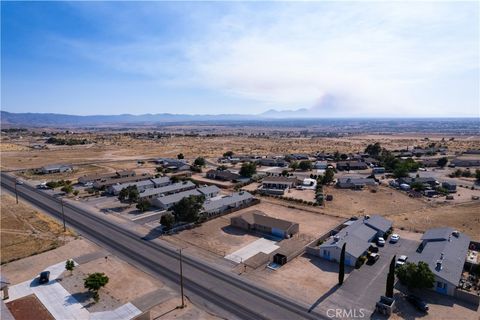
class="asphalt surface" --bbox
[1,173,325,320]
[316,237,420,318]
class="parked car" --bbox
[390,234,400,243]
[15,179,24,185]
[405,294,429,312]
[368,252,380,263]
[38,271,50,284]
[369,244,379,253]
[396,255,408,267]
[377,237,385,246]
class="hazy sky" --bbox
[2,1,479,117]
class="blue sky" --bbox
[1,1,479,117]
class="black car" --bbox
[38,271,50,284]
[405,294,429,312]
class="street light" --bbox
[179,248,185,308]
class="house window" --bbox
[437,281,446,289]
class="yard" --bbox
[323,185,430,218]
[246,254,353,305]
[0,194,75,264]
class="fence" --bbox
[454,288,480,306]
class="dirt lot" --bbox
[247,254,353,305]
[323,185,430,218]
[0,194,75,264]
[6,295,54,320]
[165,215,261,257]
[149,296,223,320]
[391,201,480,241]
[391,286,480,320]
[284,188,316,202]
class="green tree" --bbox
[194,157,206,167]
[84,272,109,303]
[177,153,184,159]
[160,213,175,230]
[156,167,164,173]
[299,160,312,171]
[396,261,435,291]
[322,168,335,185]
[218,165,228,171]
[386,255,396,298]
[118,186,139,203]
[171,195,205,223]
[437,157,448,168]
[223,151,234,158]
[410,182,425,191]
[136,199,151,212]
[239,162,257,178]
[476,169,480,182]
[73,190,79,196]
[281,170,289,176]
[365,142,382,157]
[65,259,75,275]
[393,166,409,178]
[61,185,73,194]
[289,161,299,171]
[339,243,346,285]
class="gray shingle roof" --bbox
[412,227,470,285]
[364,215,392,233]
[198,185,221,196]
[155,189,201,207]
[203,191,253,212]
[139,181,195,198]
[320,219,378,258]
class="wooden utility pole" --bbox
[179,248,185,308]
[14,182,19,204]
[61,199,66,232]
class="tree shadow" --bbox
[142,227,164,241]
[308,284,341,313]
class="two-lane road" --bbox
[1,173,326,320]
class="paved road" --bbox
[1,173,325,320]
[316,237,420,318]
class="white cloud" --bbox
[62,2,479,116]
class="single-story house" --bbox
[256,158,288,167]
[314,161,328,170]
[79,170,135,185]
[155,158,191,171]
[336,177,377,189]
[419,158,440,168]
[336,161,369,171]
[441,181,457,193]
[206,169,240,182]
[231,210,299,239]
[202,191,254,217]
[197,185,221,198]
[39,164,73,174]
[286,153,309,161]
[108,176,171,195]
[260,176,299,195]
[397,177,437,188]
[452,159,480,167]
[410,228,470,296]
[319,215,392,267]
[363,157,380,166]
[93,174,153,190]
[152,189,201,210]
[139,181,196,202]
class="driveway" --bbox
[315,237,420,319]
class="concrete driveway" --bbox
[314,237,420,319]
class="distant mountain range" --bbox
[0,109,314,127]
